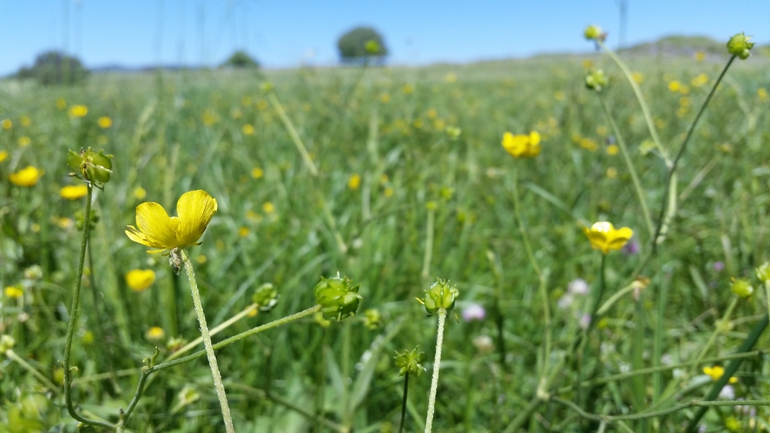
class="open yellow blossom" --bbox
[4,286,23,299]
[69,105,88,118]
[0,151,8,162]
[10,166,44,187]
[348,173,361,189]
[502,131,541,158]
[97,116,113,128]
[703,365,738,384]
[583,222,633,254]
[262,201,275,214]
[251,167,264,179]
[125,269,156,291]
[145,326,165,341]
[125,190,218,253]
[60,184,89,200]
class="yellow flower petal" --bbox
[125,202,180,249]
[175,190,218,248]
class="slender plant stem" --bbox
[425,309,447,433]
[62,185,115,430]
[120,305,322,424]
[6,349,61,393]
[398,372,410,433]
[511,170,551,380]
[421,206,435,279]
[690,297,738,371]
[597,94,654,238]
[596,40,669,163]
[685,313,769,432]
[652,55,737,248]
[180,249,235,433]
[267,91,319,176]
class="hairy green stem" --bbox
[425,309,447,433]
[62,185,115,430]
[180,249,234,433]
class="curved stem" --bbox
[424,309,447,433]
[62,185,115,430]
[180,249,234,433]
[596,40,669,164]
[597,94,654,238]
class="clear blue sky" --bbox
[1,0,768,75]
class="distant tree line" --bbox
[337,26,388,64]
[15,51,88,85]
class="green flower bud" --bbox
[364,308,382,330]
[67,148,114,188]
[0,335,16,352]
[364,40,381,55]
[178,386,201,405]
[756,262,770,283]
[730,277,754,299]
[727,32,755,60]
[585,69,609,92]
[395,348,426,377]
[252,283,279,311]
[446,126,462,140]
[314,274,362,321]
[261,81,274,93]
[166,337,187,352]
[584,25,603,41]
[418,278,459,315]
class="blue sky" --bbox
[1,0,768,75]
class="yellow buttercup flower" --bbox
[0,150,8,162]
[501,131,541,158]
[145,326,165,341]
[4,286,23,299]
[348,173,361,189]
[9,166,44,187]
[60,185,89,200]
[69,105,88,118]
[583,222,633,254]
[703,365,738,384]
[125,269,156,292]
[242,124,255,135]
[251,167,264,179]
[97,116,113,128]
[125,190,218,253]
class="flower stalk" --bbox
[180,249,235,433]
[425,308,447,433]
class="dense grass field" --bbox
[2,38,770,432]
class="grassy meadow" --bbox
[2,38,770,432]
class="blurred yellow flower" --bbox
[348,173,361,189]
[0,151,7,162]
[56,98,67,110]
[241,96,252,106]
[9,166,44,187]
[56,217,74,229]
[501,131,541,158]
[758,88,768,101]
[4,286,23,299]
[97,116,113,128]
[238,227,250,237]
[691,73,708,88]
[60,185,89,200]
[242,124,255,135]
[606,167,618,178]
[445,73,457,83]
[17,136,30,147]
[695,51,705,62]
[579,137,598,152]
[383,187,394,197]
[256,99,268,110]
[402,84,414,95]
[262,202,275,214]
[145,326,165,341]
[703,365,738,384]
[631,72,644,84]
[69,105,88,118]
[668,81,681,92]
[251,168,264,179]
[82,330,94,345]
[196,254,207,264]
[583,222,633,254]
[125,190,218,253]
[554,90,566,101]
[20,116,31,126]
[606,145,619,155]
[201,110,219,126]
[125,269,156,292]
[379,93,391,104]
[1,119,12,129]
[133,186,147,200]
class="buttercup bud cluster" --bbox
[314,274,363,321]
